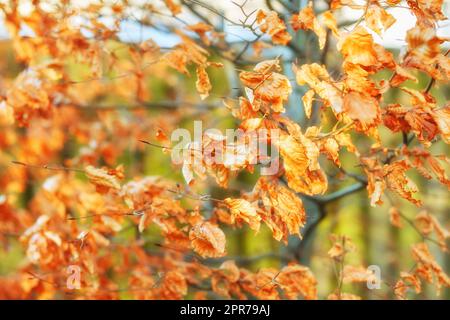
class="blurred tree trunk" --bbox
[387,221,400,299]
[360,194,372,299]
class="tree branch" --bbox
[315,182,366,204]
[61,100,222,111]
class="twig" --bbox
[11,161,85,173]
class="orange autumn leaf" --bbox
[159,271,187,300]
[322,11,340,38]
[6,63,63,126]
[414,211,449,250]
[401,272,422,294]
[224,198,261,232]
[162,32,212,76]
[187,22,213,45]
[338,27,379,67]
[328,234,355,259]
[411,243,450,295]
[384,161,422,206]
[322,137,341,166]
[256,178,307,241]
[277,265,318,300]
[163,49,189,75]
[241,268,280,299]
[394,270,422,300]
[85,165,122,192]
[403,25,445,79]
[257,10,292,45]
[294,63,343,115]
[365,1,396,35]
[343,91,381,131]
[290,2,327,49]
[240,59,292,113]
[211,260,243,298]
[276,131,328,195]
[196,66,212,100]
[413,0,446,22]
[302,89,315,119]
[189,222,226,258]
[338,26,395,73]
[342,265,377,284]
[430,106,450,144]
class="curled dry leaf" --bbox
[256,10,291,45]
[256,178,307,242]
[385,161,422,206]
[322,11,339,38]
[224,198,261,232]
[343,91,381,131]
[290,2,326,49]
[328,234,355,259]
[414,211,449,250]
[84,165,122,193]
[240,264,317,300]
[189,222,226,258]
[240,59,292,113]
[277,265,318,300]
[338,26,395,73]
[211,260,244,299]
[394,271,422,300]
[403,25,446,79]
[159,271,187,300]
[276,131,328,195]
[342,265,377,284]
[411,243,450,295]
[294,63,343,115]
[365,1,396,35]
[196,66,212,100]
[394,270,422,300]
[430,106,450,144]
[302,89,315,119]
[187,22,213,45]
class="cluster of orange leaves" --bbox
[0,0,449,300]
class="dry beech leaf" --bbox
[342,265,377,284]
[302,89,315,118]
[365,2,396,35]
[84,165,121,192]
[291,2,326,49]
[224,198,261,232]
[196,66,212,100]
[411,243,450,295]
[189,222,226,258]
[277,265,318,300]
[257,10,292,45]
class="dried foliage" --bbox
[0,0,448,300]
